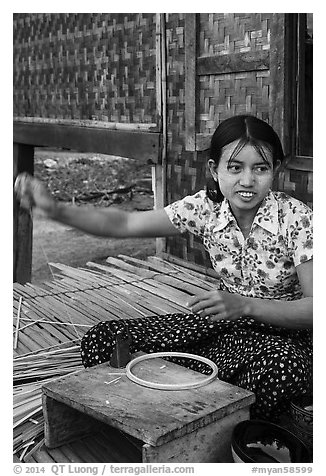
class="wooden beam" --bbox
[286,156,313,172]
[197,50,270,76]
[155,14,167,256]
[184,14,198,151]
[13,122,161,164]
[13,143,34,283]
[269,14,288,149]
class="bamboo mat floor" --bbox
[13,255,218,463]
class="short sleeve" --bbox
[164,190,209,236]
[287,202,313,267]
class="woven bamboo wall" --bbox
[198,13,270,132]
[13,13,157,123]
[276,168,313,210]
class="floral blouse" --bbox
[165,190,313,301]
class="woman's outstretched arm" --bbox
[14,173,180,239]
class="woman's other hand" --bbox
[14,173,56,216]
[187,290,251,321]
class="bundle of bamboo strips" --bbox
[13,344,83,461]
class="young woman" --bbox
[15,115,313,420]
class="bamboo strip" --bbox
[86,262,190,304]
[92,286,159,318]
[118,254,180,275]
[35,278,81,295]
[121,284,185,314]
[105,256,158,278]
[42,292,108,324]
[150,256,219,283]
[25,282,50,296]
[55,290,121,322]
[118,282,186,314]
[14,297,23,350]
[36,294,82,340]
[17,317,65,349]
[23,438,45,463]
[33,294,91,329]
[127,278,190,309]
[85,268,189,312]
[41,446,73,463]
[13,318,92,332]
[14,339,80,359]
[13,328,47,354]
[13,299,76,348]
[13,302,84,345]
[13,340,31,356]
[14,344,80,360]
[83,287,145,318]
[52,442,83,463]
[92,255,214,295]
[49,262,112,286]
[13,283,37,300]
[14,406,43,429]
[31,448,57,463]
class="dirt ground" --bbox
[31,149,156,283]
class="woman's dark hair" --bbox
[206,115,285,202]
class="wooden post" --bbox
[13,143,34,283]
[184,14,198,151]
[155,13,167,256]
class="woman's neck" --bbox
[230,206,257,229]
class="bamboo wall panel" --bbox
[198,70,270,134]
[197,13,271,134]
[13,13,157,123]
[276,166,313,210]
[198,13,271,56]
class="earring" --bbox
[206,177,223,202]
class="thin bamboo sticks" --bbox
[14,297,23,349]
[13,254,218,462]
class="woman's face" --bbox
[209,140,278,218]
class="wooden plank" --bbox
[43,394,99,449]
[197,50,270,75]
[13,143,34,284]
[269,13,287,146]
[42,355,254,448]
[142,408,249,463]
[286,155,313,172]
[14,116,158,132]
[184,13,198,151]
[14,122,161,164]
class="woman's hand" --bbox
[14,173,56,216]
[187,290,251,321]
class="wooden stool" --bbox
[42,354,255,463]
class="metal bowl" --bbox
[231,420,311,463]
